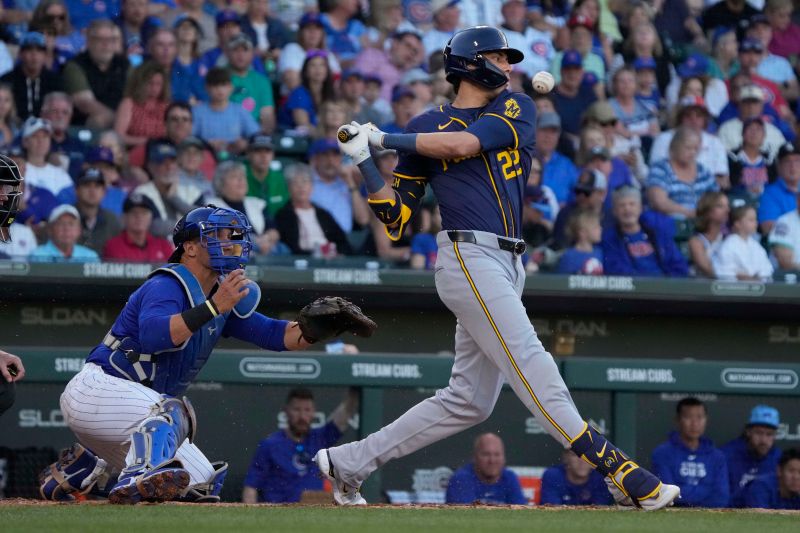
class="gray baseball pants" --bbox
[328,230,587,486]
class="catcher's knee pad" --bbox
[125,396,196,475]
[39,443,109,501]
[180,461,228,503]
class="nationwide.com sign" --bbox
[721,368,799,390]
[239,357,321,379]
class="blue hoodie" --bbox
[743,474,800,510]
[601,210,689,277]
[721,436,782,508]
[651,431,730,508]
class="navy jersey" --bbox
[393,89,536,239]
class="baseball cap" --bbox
[749,13,769,27]
[341,69,364,81]
[363,73,383,85]
[47,204,80,224]
[574,168,607,194]
[711,26,735,49]
[86,146,115,165]
[19,31,46,50]
[567,14,594,31]
[392,84,416,103]
[215,9,240,27]
[173,14,204,36]
[778,142,800,160]
[22,117,52,138]
[76,167,106,186]
[747,405,779,429]
[308,138,340,158]
[587,145,610,160]
[677,53,709,78]
[123,192,158,215]
[298,12,324,28]
[633,57,657,71]
[739,37,764,53]
[430,0,460,14]
[248,134,274,151]
[679,95,709,112]
[226,33,253,50]
[178,135,205,152]
[561,49,583,69]
[147,142,177,163]
[536,111,561,129]
[392,29,423,41]
[738,84,765,102]
[583,101,617,124]
[402,68,432,85]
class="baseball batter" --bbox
[320,26,680,510]
[38,205,374,504]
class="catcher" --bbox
[39,205,375,503]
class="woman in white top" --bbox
[688,191,729,277]
[714,205,774,281]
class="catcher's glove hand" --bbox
[297,296,377,344]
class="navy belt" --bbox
[447,230,527,256]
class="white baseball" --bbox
[532,71,555,94]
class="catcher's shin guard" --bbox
[570,424,661,505]
[39,443,109,501]
[180,461,228,503]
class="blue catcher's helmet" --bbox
[443,26,523,90]
[169,205,253,274]
[0,153,24,243]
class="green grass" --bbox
[1,504,798,533]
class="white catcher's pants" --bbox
[60,363,216,485]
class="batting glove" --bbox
[336,122,371,164]
[361,122,386,149]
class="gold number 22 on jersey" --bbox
[497,150,522,180]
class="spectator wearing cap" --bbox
[278,13,341,94]
[0,32,63,121]
[536,111,579,207]
[168,17,208,103]
[719,73,796,144]
[653,0,705,50]
[759,143,800,233]
[615,22,671,98]
[74,167,122,253]
[245,134,288,218]
[354,30,424,103]
[116,0,160,65]
[632,56,662,112]
[736,37,793,121]
[728,117,777,203]
[362,74,393,126]
[64,0,121,32]
[103,192,175,262]
[41,92,87,180]
[381,85,421,134]
[275,162,353,255]
[582,101,649,186]
[647,126,719,220]
[309,138,369,234]
[86,146,128,216]
[650,96,730,187]
[22,116,75,208]
[114,60,171,148]
[550,15,605,91]
[320,0,368,65]
[718,85,786,161]
[701,0,759,34]
[198,10,269,77]
[177,136,213,196]
[402,68,435,111]
[540,448,612,505]
[29,204,100,262]
[601,186,688,276]
[768,183,800,271]
[422,0,461,58]
[161,0,215,54]
[743,448,800,510]
[500,0,554,76]
[551,49,598,143]
[339,70,384,126]
[766,0,800,60]
[240,0,290,62]
[193,67,261,156]
[745,13,798,100]
[708,26,740,81]
[651,397,730,508]
[133,141,204,237]
[722,405,783,507]
[552,168,609,250]
[62,19,130,129]
[577,127,635,208]
[665,53,729,119]
[277,52,335,131]
[226,33,276,134]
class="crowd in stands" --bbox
[2,0,800,280]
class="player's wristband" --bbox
[181,300,220,333]
[358,158,386,193]
[383,133,418,154]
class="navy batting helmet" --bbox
[169,205,253,273]
[443,26,523,90]
[0,153,24,243]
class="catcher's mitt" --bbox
[297,296,377,343]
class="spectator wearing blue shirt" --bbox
[65,0,121,31]
[722,405,783,508]
[321,0,367,64]
[446,433,527,505]
[602,186,689,277]
[553,169,609,251]
[536,111,579,207]
[277,51,335,131]
[198,10,267,78]
[557,209,604,275]
[551,50,597,142]
[30,204,100,262]
[381,86,421,135]
[651,397,729,508]
[758,143,800,234]
[242,387,359,503]
[742,449,800,510]
[540,449,613,506]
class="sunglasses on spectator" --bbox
[600,119,617,127]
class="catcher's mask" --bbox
[169,205,253,274]
[0,154,24,243]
